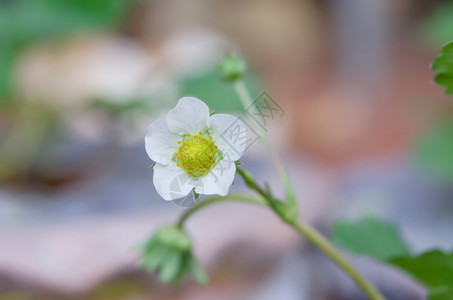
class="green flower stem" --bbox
[233,80,255,119]
[236,167,268,199]
[288,219,385,300]
[176,194,268,228]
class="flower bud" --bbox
[219,55,246,81]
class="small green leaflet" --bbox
[332,217,410,261]
[389,250,453,289]
[432,41,453,94]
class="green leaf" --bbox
[390,250,453,289]
[432,41,453,94]
[332,217,410,261]
[429,286,453,300]
[332,218,453,296]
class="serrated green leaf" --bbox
[432,54,453,73]
[429,286,453,300]
[435,74,453,94]
[389,250,453,289]
[444,42,453,54]
[332,217,410,261]
[432,41,453,94]
[332,218,453,296]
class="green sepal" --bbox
[139,226,209,287]
[142,244,168,272]
[188,254,208,284]
[193,188,200,201]
[155,226,192,252]
[159,250,182,283]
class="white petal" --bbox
[210,114,247,161]
[166,97,211,135]
[145,118,181,165]
[153,163,196,200]
[199,160,236,196]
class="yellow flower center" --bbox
[174,132,220,178]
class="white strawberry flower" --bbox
[145,97,246,200]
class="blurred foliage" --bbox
[332,217,453,300]
[90,98,151,118]
[179,68,262,113]
[432,41,453,94]
[390,250,453,289]
[86,278,149,300]
[0,0,137,104]
[332,217,410,261]
[414,42,453,180]
[429,286,453,300]
[0,277,160,300]
[421,2,453,47]
[0,103,60,183]
[414,119,453,180]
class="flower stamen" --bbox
[174,133,220,177]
